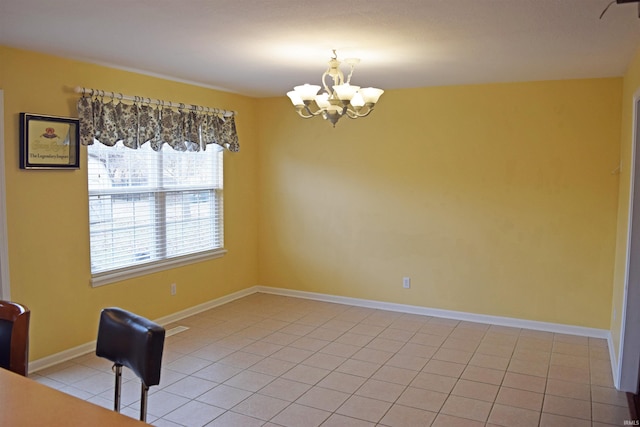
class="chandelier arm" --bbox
[295,110,315,119]
[321,71,332,94]
[305,103,327,117]
[345,105,374,119]
[293,104,324,119]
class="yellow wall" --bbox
[0,44,628,363]
[0,46,259,360]
[257,79,622,329]
[610,46,640,361]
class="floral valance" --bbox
[77,96,239,152]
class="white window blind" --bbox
[87,141,223,281]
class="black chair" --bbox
[96,307,165,422]
[0,300,30,377]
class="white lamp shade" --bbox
[287,91,304,106]
[333,84,360,101]
[359,87,384,104]
[350,92,365,108]
[315,93,331,109]
[294,84,321,101]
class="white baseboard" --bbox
[256,286,610,339]
[29,286,259,373]
[152,286,259,326]
[608,332,620,389]
[29,341,97,374]
[30,284,614,382]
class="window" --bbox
[87,142,224,286]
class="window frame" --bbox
[87,143,226,287]
[90,248,226,287]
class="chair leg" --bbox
[113,364,122,413]
[140,382,150,422]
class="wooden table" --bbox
[0,368,147,426]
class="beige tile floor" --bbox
[31,293,633,426]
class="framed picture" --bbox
[19,113,80,169]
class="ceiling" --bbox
[0,0,639,98]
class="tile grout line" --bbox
[33,294,625,426]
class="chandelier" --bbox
[286,50,384,127]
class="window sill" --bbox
[90,249,227,288]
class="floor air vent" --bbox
[165,326,190,337]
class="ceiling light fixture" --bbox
[287,50,384,127]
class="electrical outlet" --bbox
[170,283,177,296]
[403,277,411,289]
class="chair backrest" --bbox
[96,307,165,387]
[0,301,30,376]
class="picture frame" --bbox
[19,113,80,169]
